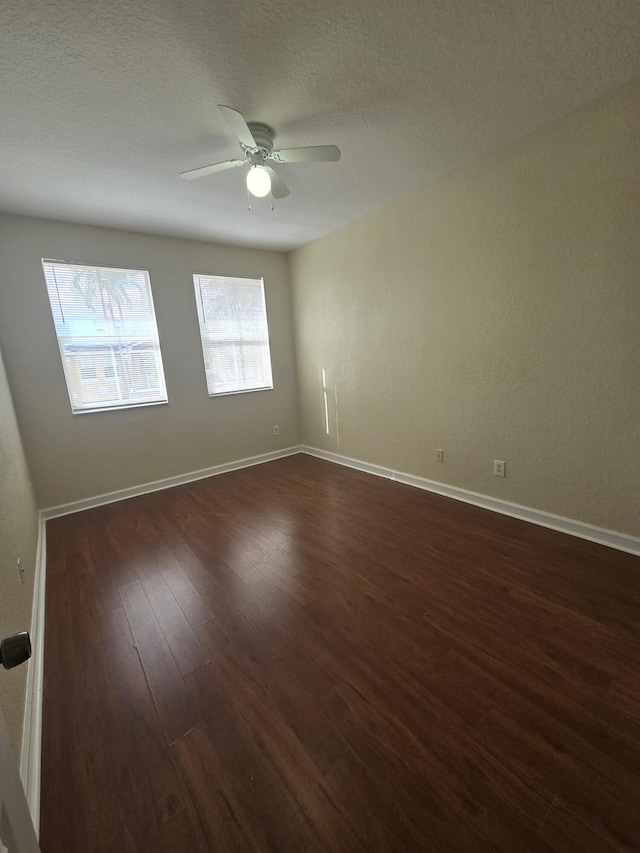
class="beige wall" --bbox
[0,216,299,507]
[290,79,640,537]
[0,341,39,758]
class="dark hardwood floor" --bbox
[40,454,640,852]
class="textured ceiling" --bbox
[2,0,640,251]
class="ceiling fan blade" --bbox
[270,144,341,164]
[264,167,290,198]
[218,105,257,148]
[180,159,245,180]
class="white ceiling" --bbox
[2,0,640,252]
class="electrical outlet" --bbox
[494,460,506,477]
[436,449,444,463]
[273,425,280,436]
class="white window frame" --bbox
[42,259,168,414]
[193,273,274,398]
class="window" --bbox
[193,273,273,396]
[42,260,168,413]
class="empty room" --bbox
[1,1,640,851]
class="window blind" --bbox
[193,274,273,397]
[42,260,168,413]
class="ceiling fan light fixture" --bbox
[247,164,271,198]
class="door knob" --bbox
[0,631,31,669]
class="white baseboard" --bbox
[41,445,303,520]
[20,513,47,836]
[302,446,640,557]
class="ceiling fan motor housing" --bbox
[246,122,274,155]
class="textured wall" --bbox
[0,216,299,507]
[290,79,640,537]
[0,341,39,759]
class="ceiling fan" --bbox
[180,105,341,199]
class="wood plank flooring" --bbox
[40,454,640,852]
